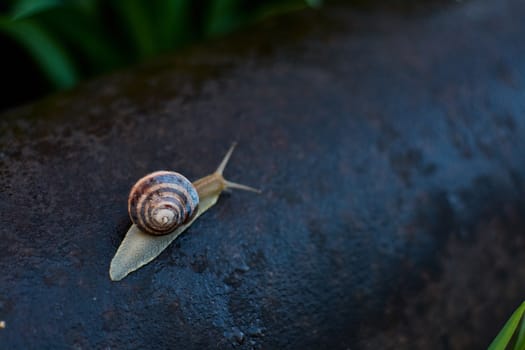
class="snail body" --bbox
[110,143,260,281]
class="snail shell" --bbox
[128,171,199,235]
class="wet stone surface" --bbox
[1,0,525,348]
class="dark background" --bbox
[0,0,456,112]
[1,0,324,111]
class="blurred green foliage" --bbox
[0,0,321,99]
[489,301,525,350]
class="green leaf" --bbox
[36,7,125,72]
[113,0,157,58]
[489,301,525,350]
[205,0,243,36]
[305,0,322,8]
[11,0,62,20]
[0,17,77,88]
[154,0,192,50]
[253,1,308,23]
[514,311,525,350]
[74,0,98,16]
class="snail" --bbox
[109,143,260,281]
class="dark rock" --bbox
[1,0,525,349]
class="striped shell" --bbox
[128,171,199,235]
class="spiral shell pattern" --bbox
[128,171,199,235]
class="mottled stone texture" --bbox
[1,0,525,349]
